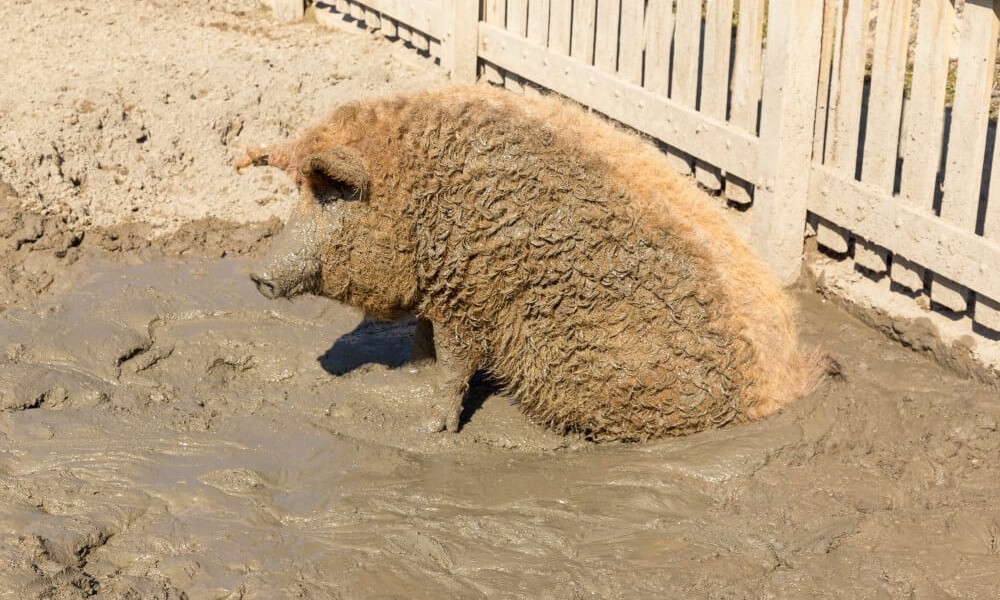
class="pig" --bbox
[239,86,823,441]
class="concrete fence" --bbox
[268,0,1000,346]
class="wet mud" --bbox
[2,247,1000,598]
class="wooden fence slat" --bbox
[862,0,912,193]
[826,0,869,170]
[976,296,1000,331]
[855,0,912,275]
[696,0,734,191]
[894,0,955,293]
[891,255,925,294]
[350,1,365,21]
[485,0,506,25]
[527,0,551,47]
[618,0,644,85]
[364,7,381,29]
[382,15,398,37]
[728,0,763,131]
[642,0,674,96]
[594,0,620,73]
[853,239,889,275]
[812,0,837,160]
[508,0,529,37]
[811,0,846,235]
[571,0,597,63]
[818,0,871,254]
[506,72,525,92]
[977,6,1000,329]
[548,0,572,55]
[932,0,999,312]
[701,0,734,121]
[413,30,431,52]
[931,278,969,313]
[989,134,1000,240]
[815,219,849,254]
[940,0,998,228]
[668,0,702,176]
[671,0,701,108]
[725,0,763,205]
[483,0,507,83]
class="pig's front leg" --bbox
[425,324,481,434]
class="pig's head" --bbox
[246,138,419,320]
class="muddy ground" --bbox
[2,1,1000,599]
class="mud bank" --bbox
[2,250,1000,598]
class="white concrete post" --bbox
[447,1,480,83]
[752,0,825,285]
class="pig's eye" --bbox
[309,170,362,205]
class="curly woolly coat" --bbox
[243,86,823,441]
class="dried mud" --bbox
[2,1,1000,598]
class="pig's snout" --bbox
[249,247,320,299]
[250,213,322,300]
[250,272,281,299]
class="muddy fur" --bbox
[244,87,823,441]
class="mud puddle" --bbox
[2,255,1000,598]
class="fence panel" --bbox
[306,0,1000,351]
[806,0,1000,341]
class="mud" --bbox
[3,249,1000,598]
[3,1,1000,597]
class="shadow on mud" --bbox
[318,317,419,375]
[317,317,503,428]
[462,371,505,427]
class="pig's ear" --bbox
[298,148,370,203]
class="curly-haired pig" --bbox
[240,87,823,442]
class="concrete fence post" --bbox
[447,1,480,83]
[752,0,825,285]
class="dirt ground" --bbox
[2,1,1000,598]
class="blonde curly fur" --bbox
[248,86,823,441]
